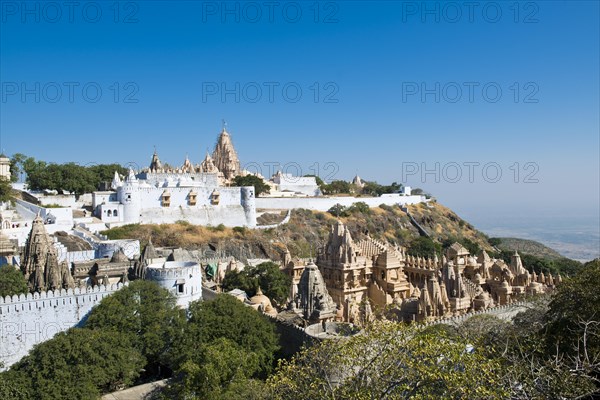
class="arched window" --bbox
[107,210,112,217]
[113,210,118,217]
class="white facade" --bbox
[93,170,257,228]
[271,172,320,197]
[145,261,202,308]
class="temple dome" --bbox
[249,287,273,311]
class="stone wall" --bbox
[15,199,73,226]
[37,195,77,208]
[0,283,126,370]
[139,205,252,227]
[255,194,427,211]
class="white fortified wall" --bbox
[145,261,202,308]
[0,283,126,370]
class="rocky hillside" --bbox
[404,202,494,252]
[102,201,496,262]
[492,237,564,260]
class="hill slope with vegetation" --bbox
[102,201,581,275]
[490,237,564,260]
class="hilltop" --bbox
[103,201,495,260]
[491,237,564,260]
[102,200,584,278]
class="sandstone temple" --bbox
[21,213,75,292]
[282,221,559,324]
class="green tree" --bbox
[181,294,279,377]
[232,175,270,196]
[362,181,402,196]
[407,236,441,258]
[488,237,502,247]
[457,314,511,348]
[9,153,27,183]
[0,178,13,203]
[84,280,186,376]
[222,262,291,306]
[545,259,600,360]
[267,321,507,399]
[0,368,33,400]
[0,265,28,298]
[322,180,351,195]
[22,156,128,195]
[1,328,144,400]
[89,163,128,185]
[160,338,261,399]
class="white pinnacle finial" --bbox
[127,168,137,182]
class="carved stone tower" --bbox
[212,125,241,181]
[21,213,75,292]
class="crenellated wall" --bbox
[0,283,126,370]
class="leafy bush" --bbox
[327,203,349,217]
[0,265,28,298]
[348,201,370,214]
[407,237,441,258]
[233,226,247,234]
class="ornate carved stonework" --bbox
[295,261,337,322]
[21,214,75,292]
[212,127,241,181]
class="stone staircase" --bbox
[462,278,480,298]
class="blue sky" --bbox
[0,1,599,244]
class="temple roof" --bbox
[149,150,163,171]
[110,248,130,263]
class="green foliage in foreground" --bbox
[84,280,187,375]
[2,261,598,399]
[545,258,600,359]
[180,294,280,377]
[0,284,280,400]
[0,265,28,298]
[160,294,279,399]
[267,321,507,399]
[0,329,144,400]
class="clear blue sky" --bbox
[1,1,599,235]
